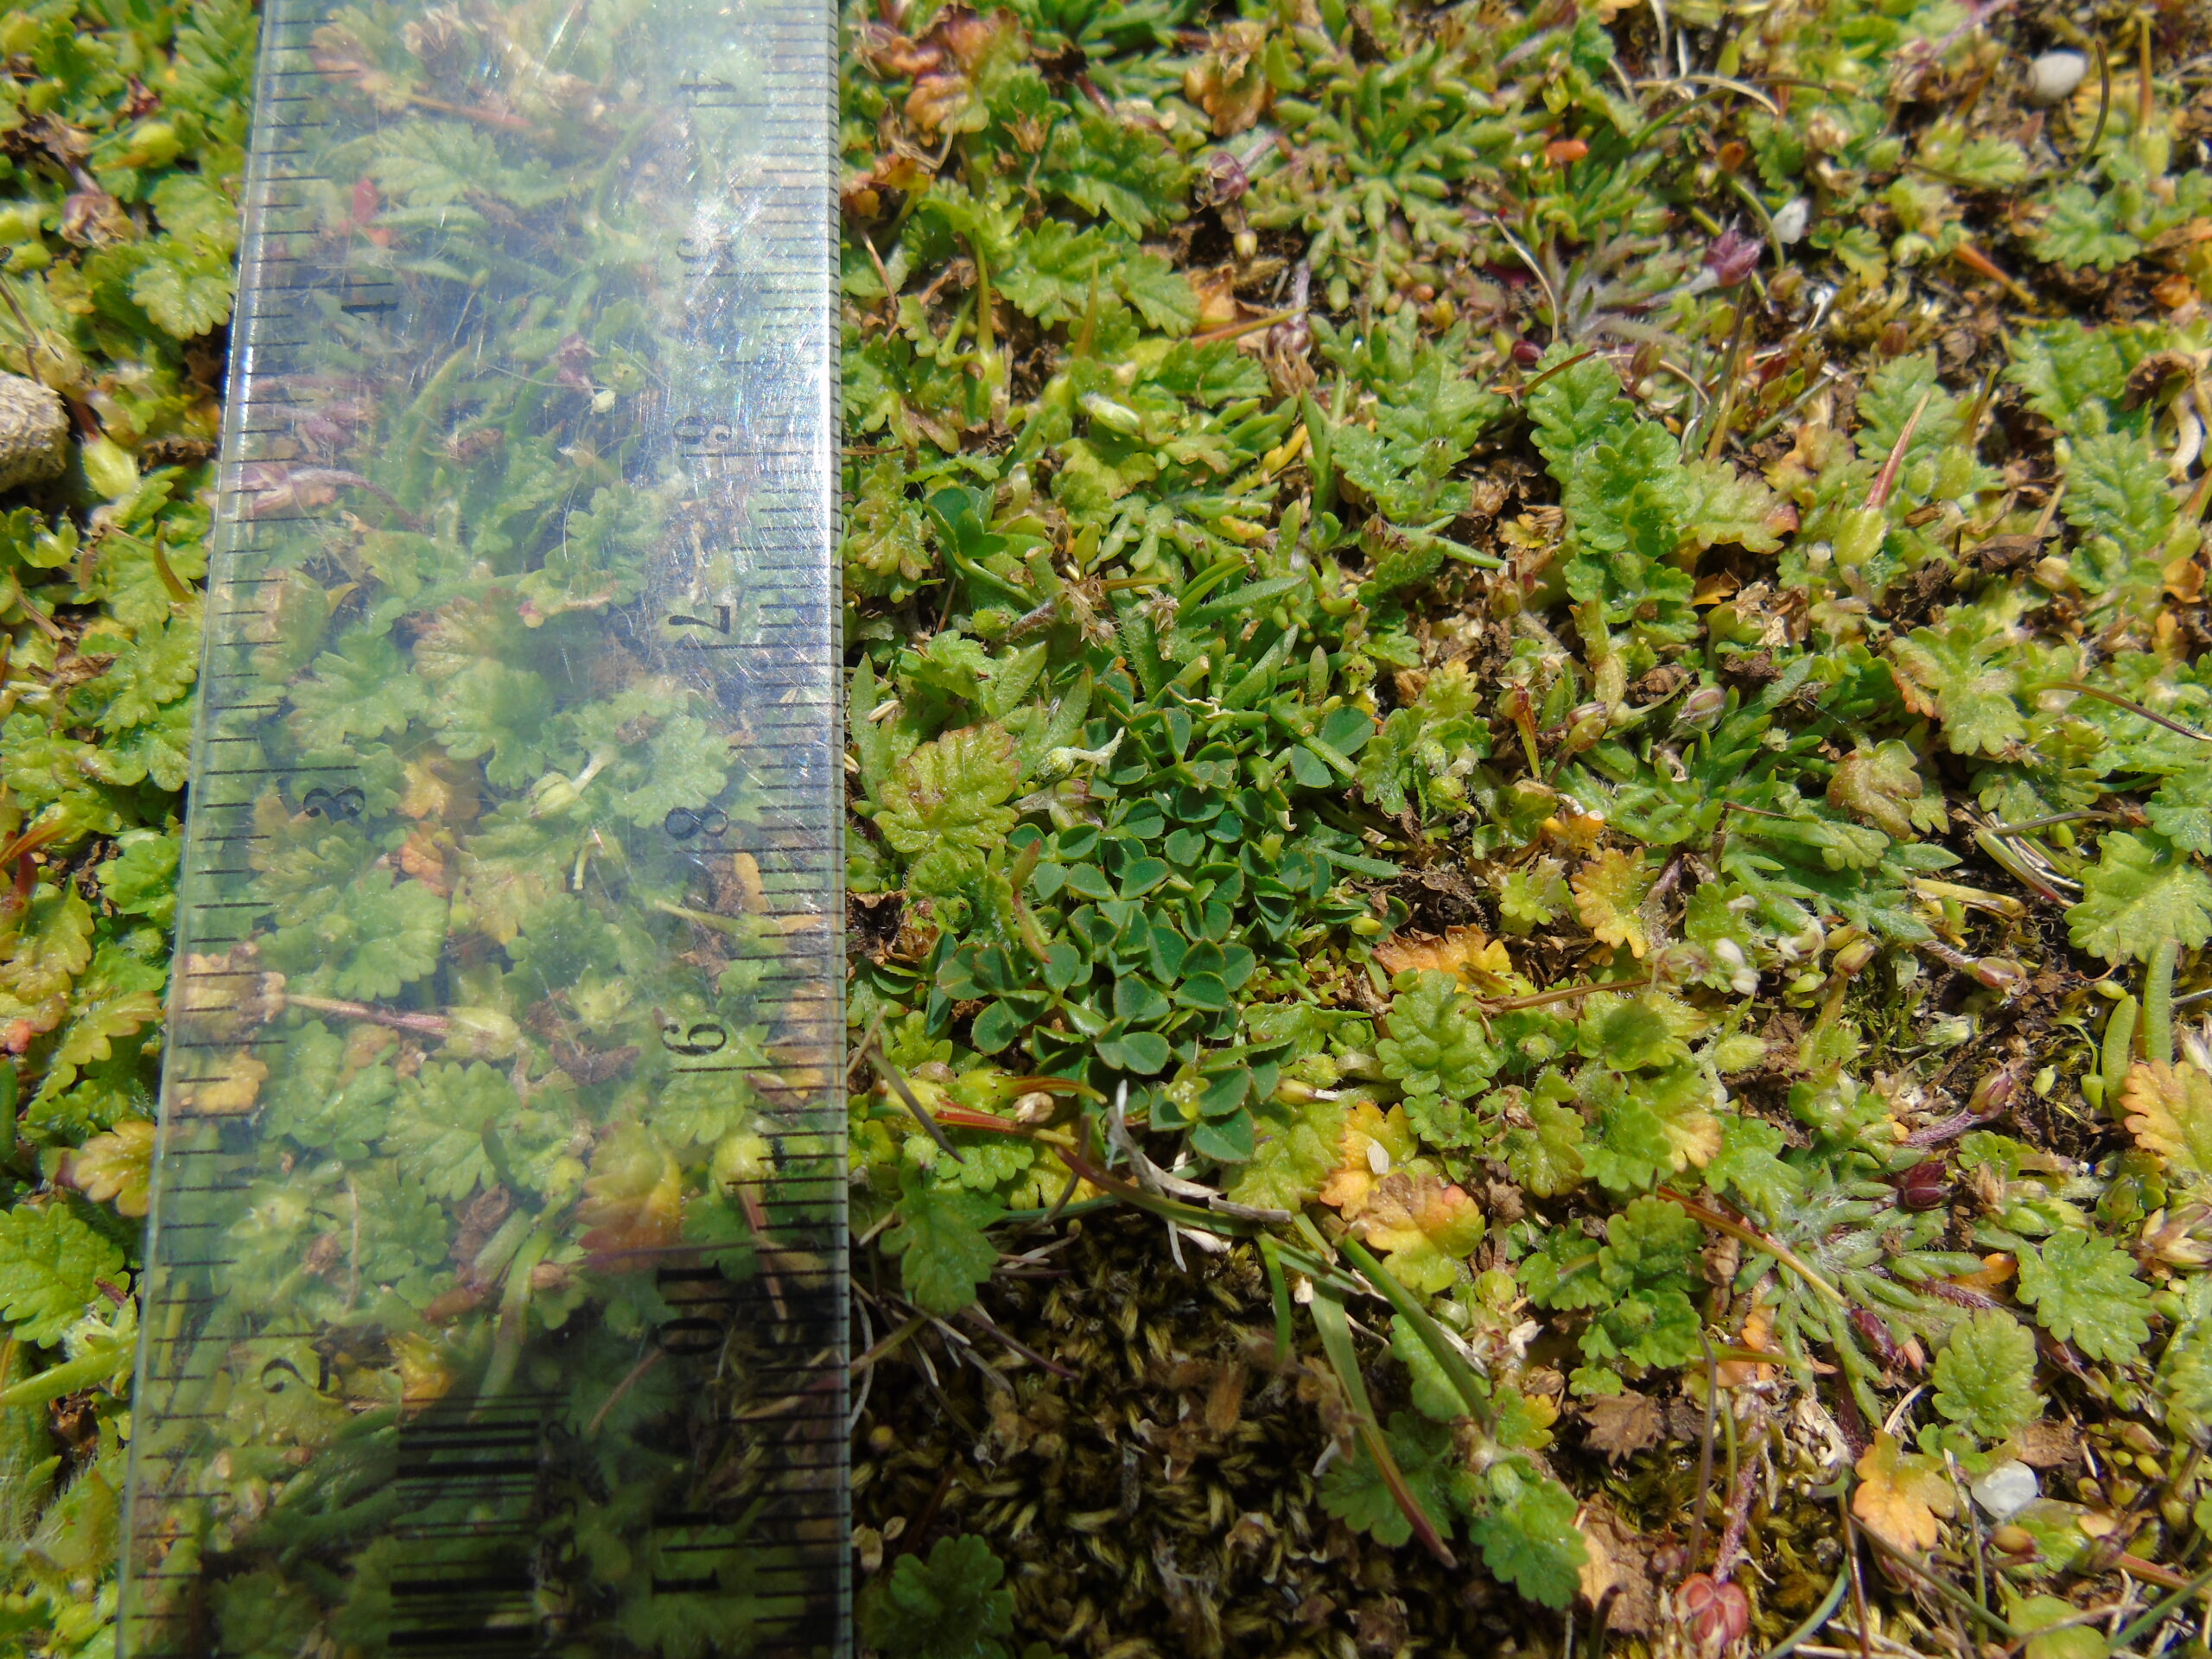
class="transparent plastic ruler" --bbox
[119,2,844,1655]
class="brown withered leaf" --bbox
[1576,1499,1658,1634]
[1970,532,2048,572]
[1181,20,1273,136]
[1582,1390,1662,1464]
[2018,1420,2085,1469]
[2123,349,2197,409]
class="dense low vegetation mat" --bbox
[3,0,2212,1654]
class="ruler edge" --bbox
[116,0,854,1650]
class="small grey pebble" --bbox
[2025,48,2088,107]
[0,372,68,493]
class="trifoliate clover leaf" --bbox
[858,1534,1016,1659]
[1319,1410,1456,1550]
[1931,1310,2043,1440]
[2122,1059,2212,1185]
[0,1201,124,1344]
[1375,970,1499,1100]
[2066,830,2212,965]
[2015,1228,2153,1363]
[880,1169,1002,1315]
[1466,1459,1585,1610]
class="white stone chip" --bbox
[2025,49,2088,108]
[1971,1459,2038,1520]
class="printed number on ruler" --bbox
[118,2,845,1656]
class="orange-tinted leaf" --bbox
[1573,848,1653,957]
[67,1118,155,1218]
[1373,925,1521,992]
[2123,1058,2212,1181]
[1853,1430,1954,1551]
[1355,1172,1484,1294]
[1317,1102,1418,1217]
[578,1128,684,1259]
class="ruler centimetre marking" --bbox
[119,1,845,1655]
